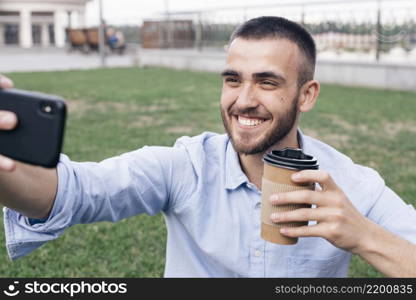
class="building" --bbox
[142,20,194,49]
[0,0,90,48]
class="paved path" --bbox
[0,46,140,73]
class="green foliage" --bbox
[1,67,414,277]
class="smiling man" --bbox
[0,16,416,277]
[220,33,316,189]
[221,35,308,156]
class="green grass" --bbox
[1,67,415,277]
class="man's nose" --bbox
[235,83,258,109]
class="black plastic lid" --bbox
[263,148,319,170]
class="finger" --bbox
[270,190,325,206]
[291,170,337,191]
[271,207,329,223]
[0,76,14,89]
[0,155,16,172]
[0,111,18,130]
[279,223,324,238]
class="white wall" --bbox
[137,49,416,91]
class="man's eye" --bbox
[261,80,277,86]
[225,77,239,83]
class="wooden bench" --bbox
[66,28,88,53]
[66,27,126,54]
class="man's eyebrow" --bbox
[221,69,240,77]
[253,71,286,82]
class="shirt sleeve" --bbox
[3,145,188,260]
[367,185,416,244]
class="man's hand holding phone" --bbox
[0,75,18,171]
[0,75,66,168]
[0,74,60,219]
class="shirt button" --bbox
[255,203,261,209]
[254,250,262,257]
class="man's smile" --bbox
[233,115,270,130]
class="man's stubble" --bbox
[221,92,300,155]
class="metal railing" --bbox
[150,0,416,61]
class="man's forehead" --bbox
[227,37,299,56]
[225,38,299,78]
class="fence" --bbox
[147,0,416,61]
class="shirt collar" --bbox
[297,128,305,150]
[224,136,249,190]
[224,129,305,190]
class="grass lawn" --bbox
[1,67,415,277]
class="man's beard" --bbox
[221,93,299,155]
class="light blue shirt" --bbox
[3,131,416,277]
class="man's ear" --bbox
[298,80,320,113]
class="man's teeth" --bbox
[237,116,265,126]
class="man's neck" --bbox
[238,128,300,189]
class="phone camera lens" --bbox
[40,102,55,114]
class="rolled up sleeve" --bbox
[4,153,75,260]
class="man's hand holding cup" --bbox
[270,169,374,254]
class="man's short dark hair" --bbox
[230,16,316,87]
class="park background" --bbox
[0,0,415,277]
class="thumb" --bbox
[0,76,14,89]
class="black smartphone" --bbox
[0,88,66,168]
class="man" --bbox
[0,16,415,277]
[106,27,126,54]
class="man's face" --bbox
[220,38,302,155]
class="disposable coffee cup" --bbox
[261,148,319,244]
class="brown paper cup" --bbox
[261,162,315,244]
